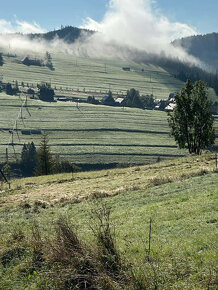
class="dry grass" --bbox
[0,153,216,209]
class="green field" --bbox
[0,53,186,99]
[0,154,217,288]
[0,53,217,166]
[0,92,188,165]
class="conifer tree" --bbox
[20,142,37,176]
[36,134,53,175]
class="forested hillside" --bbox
[173,33,218,71]
[29,26,94,43]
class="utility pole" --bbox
[6,148,8,163]
[148,217,152,261]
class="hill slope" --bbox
[0,91,187,166]
[0,154,217,288]
[29,26,94,43]
[1,53,185,98]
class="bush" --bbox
[53,159,81,174]
[5,83,19,95]
[87,96,99,105]
[38,83,55,102]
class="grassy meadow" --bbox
[0,53,185,99]
[0,52,217,166]
[0,41,217,290]
[0,153,217,288]
[0,92,188,165]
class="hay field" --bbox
[0,53,185,99]
[0,92,186,165]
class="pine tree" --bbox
[29,142,37,174]
[168,80,215,155]
[20,142,37,176]
[36,134,53,176]
[5,83,14,95]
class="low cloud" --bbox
[0,1,202,66]
[0,18,46,34]
[81,0,198,62]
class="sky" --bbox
[0,0,217,35]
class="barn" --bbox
[22,57,42,67]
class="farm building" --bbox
[115,98,124,105]
[22,57,42,67]
[165,103,176,112]
[31,130,42,135]
[101,95,115,106]
[122,67,131,71]
[21,129,42,135]
[169,93,175,99]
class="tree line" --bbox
[3,134,80,178]
[151,55,218,95]
[0,79,55,102]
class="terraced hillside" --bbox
[0,53,185,99]
[0,154,217,288]
[0,92,187,165]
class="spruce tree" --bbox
[20,142,37,176]
[36,134,53,176]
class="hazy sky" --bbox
[0,0,217,34]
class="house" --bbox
[165,103,176,112]
[31,130,42,135]
[21,130,31,135]
[115,98,124,105]
[122,67,131,71]
[101,95,115,106]
[169,93,175,99]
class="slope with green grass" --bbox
[0,92,187,165]
[0,53,185,99]
[0,154,217,288]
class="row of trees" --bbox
[0,79,55,101]
[0,81,20,95]
[20,135,80,177]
